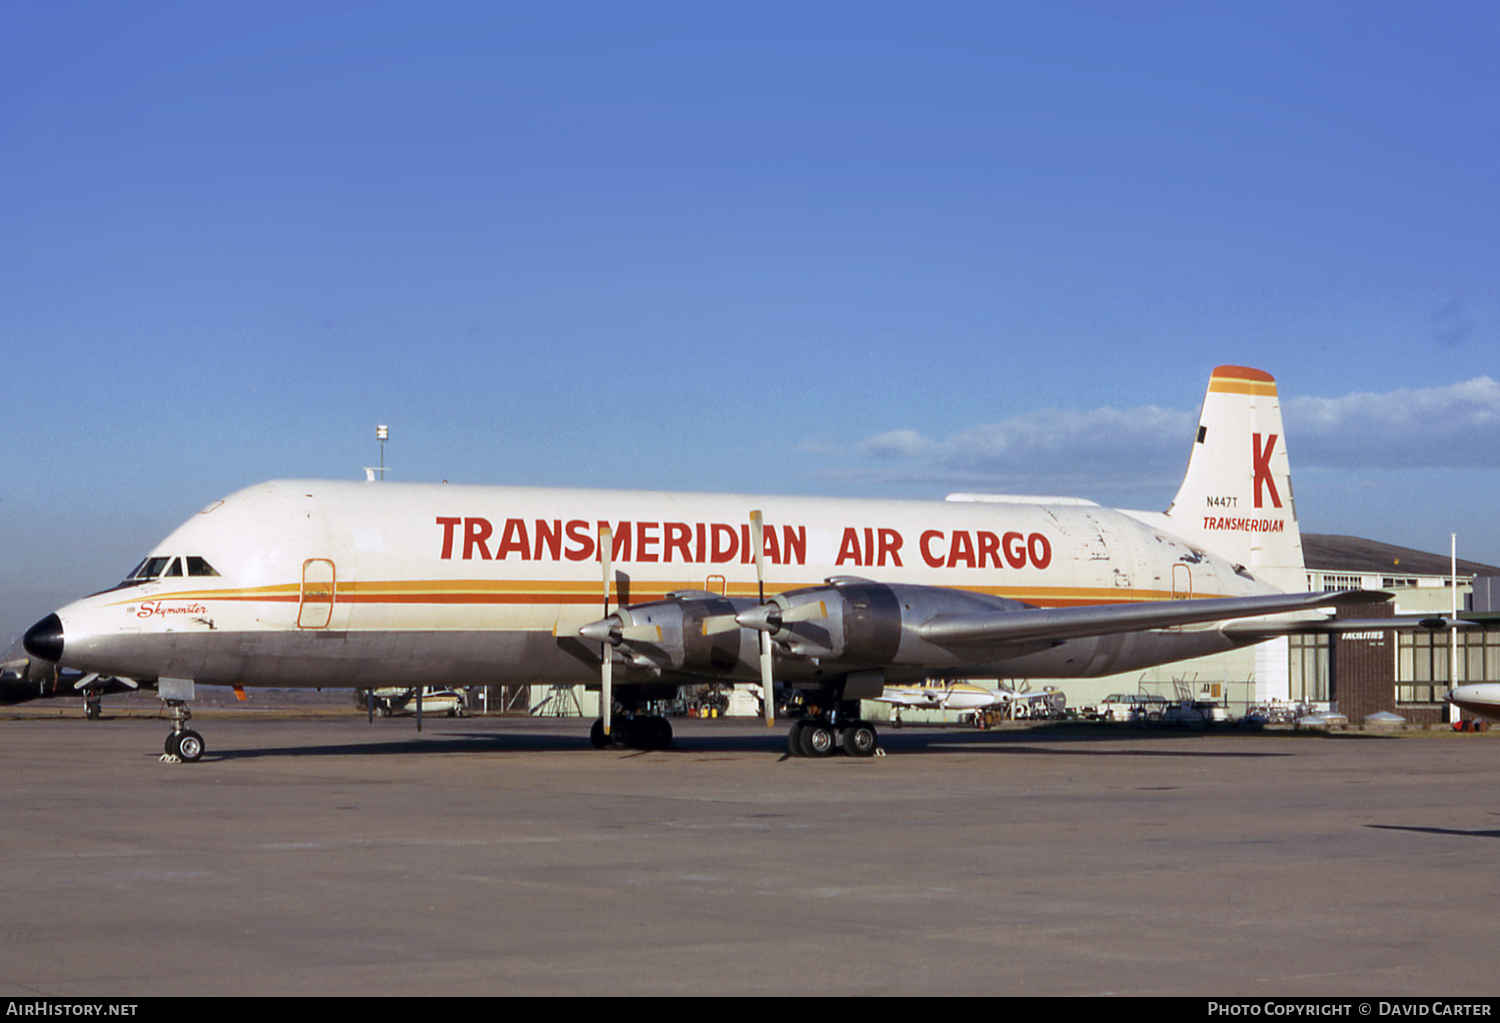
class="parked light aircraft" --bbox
[1446,684,1500,722]
[875,679,1060,715]
[26,366,1400,761]
[355,686,468,718]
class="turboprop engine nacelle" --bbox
[733,576,1036,667]
[578,591,763,676]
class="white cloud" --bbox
[832,404,1193,495]
[817,377,1500,495]
[858,429,939,459]
[1285,377,1500,468]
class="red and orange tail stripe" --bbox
[1208,365,1278,397]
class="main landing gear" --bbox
[787,707,880,758]
[161,700,205,763]
[590,715,673,751]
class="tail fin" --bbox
[1164,366,1306,592]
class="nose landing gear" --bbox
[160,700,205,763]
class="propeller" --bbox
[579,545,667,735]
[732,598,828,635]
[733,510,835,724]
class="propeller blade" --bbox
[750,510,766,602]
[602,650,613,737]
[619,624,663,644]
[699,613,741,635]
[750,510,773,727]
[759,630,774,726]
[600,525,613,737]
[782,600,827,623]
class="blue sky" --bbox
[4,1,1499,629]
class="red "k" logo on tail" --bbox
[1253,433,1281,509]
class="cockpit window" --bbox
[135,557,174,579]
[121,555,220,584]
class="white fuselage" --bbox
[48,479,1278,690]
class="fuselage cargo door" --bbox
[1172,563,1192,600]
[298,558,336,629]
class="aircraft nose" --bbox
[23,614,64,663]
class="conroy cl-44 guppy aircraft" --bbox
[25,366,1391,761]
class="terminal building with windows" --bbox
[1293,535,1500,724]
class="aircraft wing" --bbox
[917,590,1388,648]
[874,689,944,708]
[1220,613,1474,639]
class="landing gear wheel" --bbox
[643,716,673,750]
[85,699,101,721]
[590,718,608,749]
[175,730,205,762]
[787,720,807,756]
[160,699,199,762]
[798,721,836,758]
[840,722,878,758]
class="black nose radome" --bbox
[23,614,64,663]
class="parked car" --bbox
[1087,694,1170,722]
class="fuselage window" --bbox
[186,557,220,577]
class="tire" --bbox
[589,718,608,749]
[787,720,808,757]
[622,717,649,749]
[798,722,836,758]
[841,722,878,758]
[644,716,673,750]
[175,730,205,762]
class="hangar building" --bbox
[1056,534,1500,724]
